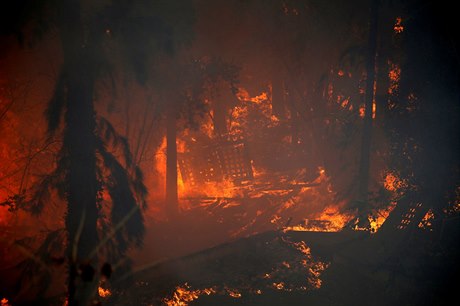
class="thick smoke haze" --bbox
[1,1,459,305]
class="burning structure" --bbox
[0,0,459,306]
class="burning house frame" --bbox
[178,136,253,188]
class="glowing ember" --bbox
[164,283,216,306]
[418,209,435,230]
[226,288,242,298]
[372,98,377,119]
[98,286,111,298]
[394,17,404,34]
[284,206,355,232]
[359,104,365,118]
[446,187,460,214]
[358,88,377,119]
[384,171,407,193]
[273,282,285,290]
[388,62,401,95]
[1,298,11,306]
[236,88,269,105]
[200,109,214,138]
[230,86,278,136]
[283,239,330,289]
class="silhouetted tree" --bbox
[381,0,460,234]
[355,0,380,226]
[1,0,195,304]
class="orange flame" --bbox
[394,17,404,34]
[98,286,111,298]
[418,209,434,230]
[164,284,216,306]
[225,288,242,298]
[154,136,193,202]
[200,110,214,138]
[384,171,407,193]
[1,298,11,306]
[388,62,401,96]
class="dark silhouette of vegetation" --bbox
[1,0,195,305]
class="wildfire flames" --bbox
[98,286,112,298]
[418,209,435,230]
[163,284,216,306]
[151,81,401,234]
[163,237,329,306]
[394,17,404,34]
[0,1,457,306]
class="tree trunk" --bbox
[285,86,299,145]
[271,75,286,119]
[60,1,99,305]
[213,100,227,137]
[166,106,178,217]
[357,0,379,214]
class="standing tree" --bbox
[1,0,195,305]
[355,0,380,225]
[157,56,238,217]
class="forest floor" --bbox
[113,202,460,306]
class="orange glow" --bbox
[359,104,365,118]
[200,111,214,138]
[154,136,167,197]
[177,138,187,154]
[236,88,269,105]
[1,298,11,306]
[358,79,377,119]
[193,179,238,199]
[284,205,354,232]
[232,87,277,132]
[372,79,377,119]
[418,209,434,230]
[340,97,350,108]
[368,202,398,233]
[284,239,329,289]
[446,186,460,214]
[226,288,242,298]
[228,105,248,136]
[164,284,216,306]
[372,99,376,119]
[98,286,112,298]
[394,17,404,34]
[384,171,407,192]
[273,282,285,290]
[388,62,401,95]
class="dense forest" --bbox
[0,0,459,305]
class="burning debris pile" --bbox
[178,136,253,189]
[152,85,367,239]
